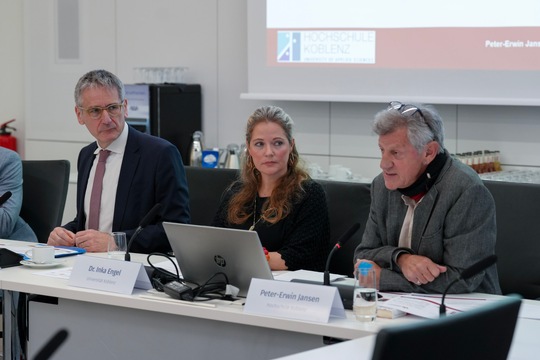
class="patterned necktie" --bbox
[88,150,111,230]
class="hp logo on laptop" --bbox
[214,255,227,267]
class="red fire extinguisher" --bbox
[0,119,17,152]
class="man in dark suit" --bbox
[48,69,190,253]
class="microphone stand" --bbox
[0,191,12,206]
[439,278,459,316]
[124,203,163,261]
[124,227,143,262]
[34,329,69,360]
[323,246,339,286]
[439,255,498,316]
[323,223,360,286]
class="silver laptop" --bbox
[163,222,274,297]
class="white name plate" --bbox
[244,278,345,323]
[68,255,152,294]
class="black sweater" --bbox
[212,179,330,271]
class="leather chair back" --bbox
[21,160,70,243]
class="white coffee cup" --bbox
[27,246,55,264]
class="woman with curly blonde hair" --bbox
[213,106,330,271]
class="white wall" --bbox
[3,0,540,223]
[0,0,26,156]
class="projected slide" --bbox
[267,0,540,70]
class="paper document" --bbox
[34,267,73,279]
[519,303,540,320]
[0,244,83,259]
[150,259,183,277]
[379,293,495,319]
[274,269,347,282]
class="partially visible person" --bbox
[212,106,330,271]
[47,69,190,253]
[0,147,37,242]
[355,101,501,294]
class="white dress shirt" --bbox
[398,195,423,249]
[84,124,128,232]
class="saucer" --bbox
[20,259,66,268]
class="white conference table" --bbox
[2,240,537,360]
[0,240,418,360]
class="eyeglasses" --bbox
[387,101,435,139]
[78,103,124,119]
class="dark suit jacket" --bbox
[64,126,190,253]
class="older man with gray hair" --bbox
[355,101,501,294]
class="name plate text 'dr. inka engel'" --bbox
[68,255,152,294]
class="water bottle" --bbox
[353,262,378,322]
[239,143,247,166]
[224,143,240,169]
[189,131,204,166]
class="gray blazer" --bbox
[355,154,501,294]
[0,147,37,242]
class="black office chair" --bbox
[184,166,239,225]
[20,160,70,243]
[371,295,522,360]
[317,180,371,277]
[484,180,540,299]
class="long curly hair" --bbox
[227,106,309,225]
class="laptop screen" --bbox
[163,222,274,297]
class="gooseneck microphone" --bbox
[0,191,12,206]
[34,328,69,360]
[124,203,163,261]
[324,223,361,286]
[439,254,497,316]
